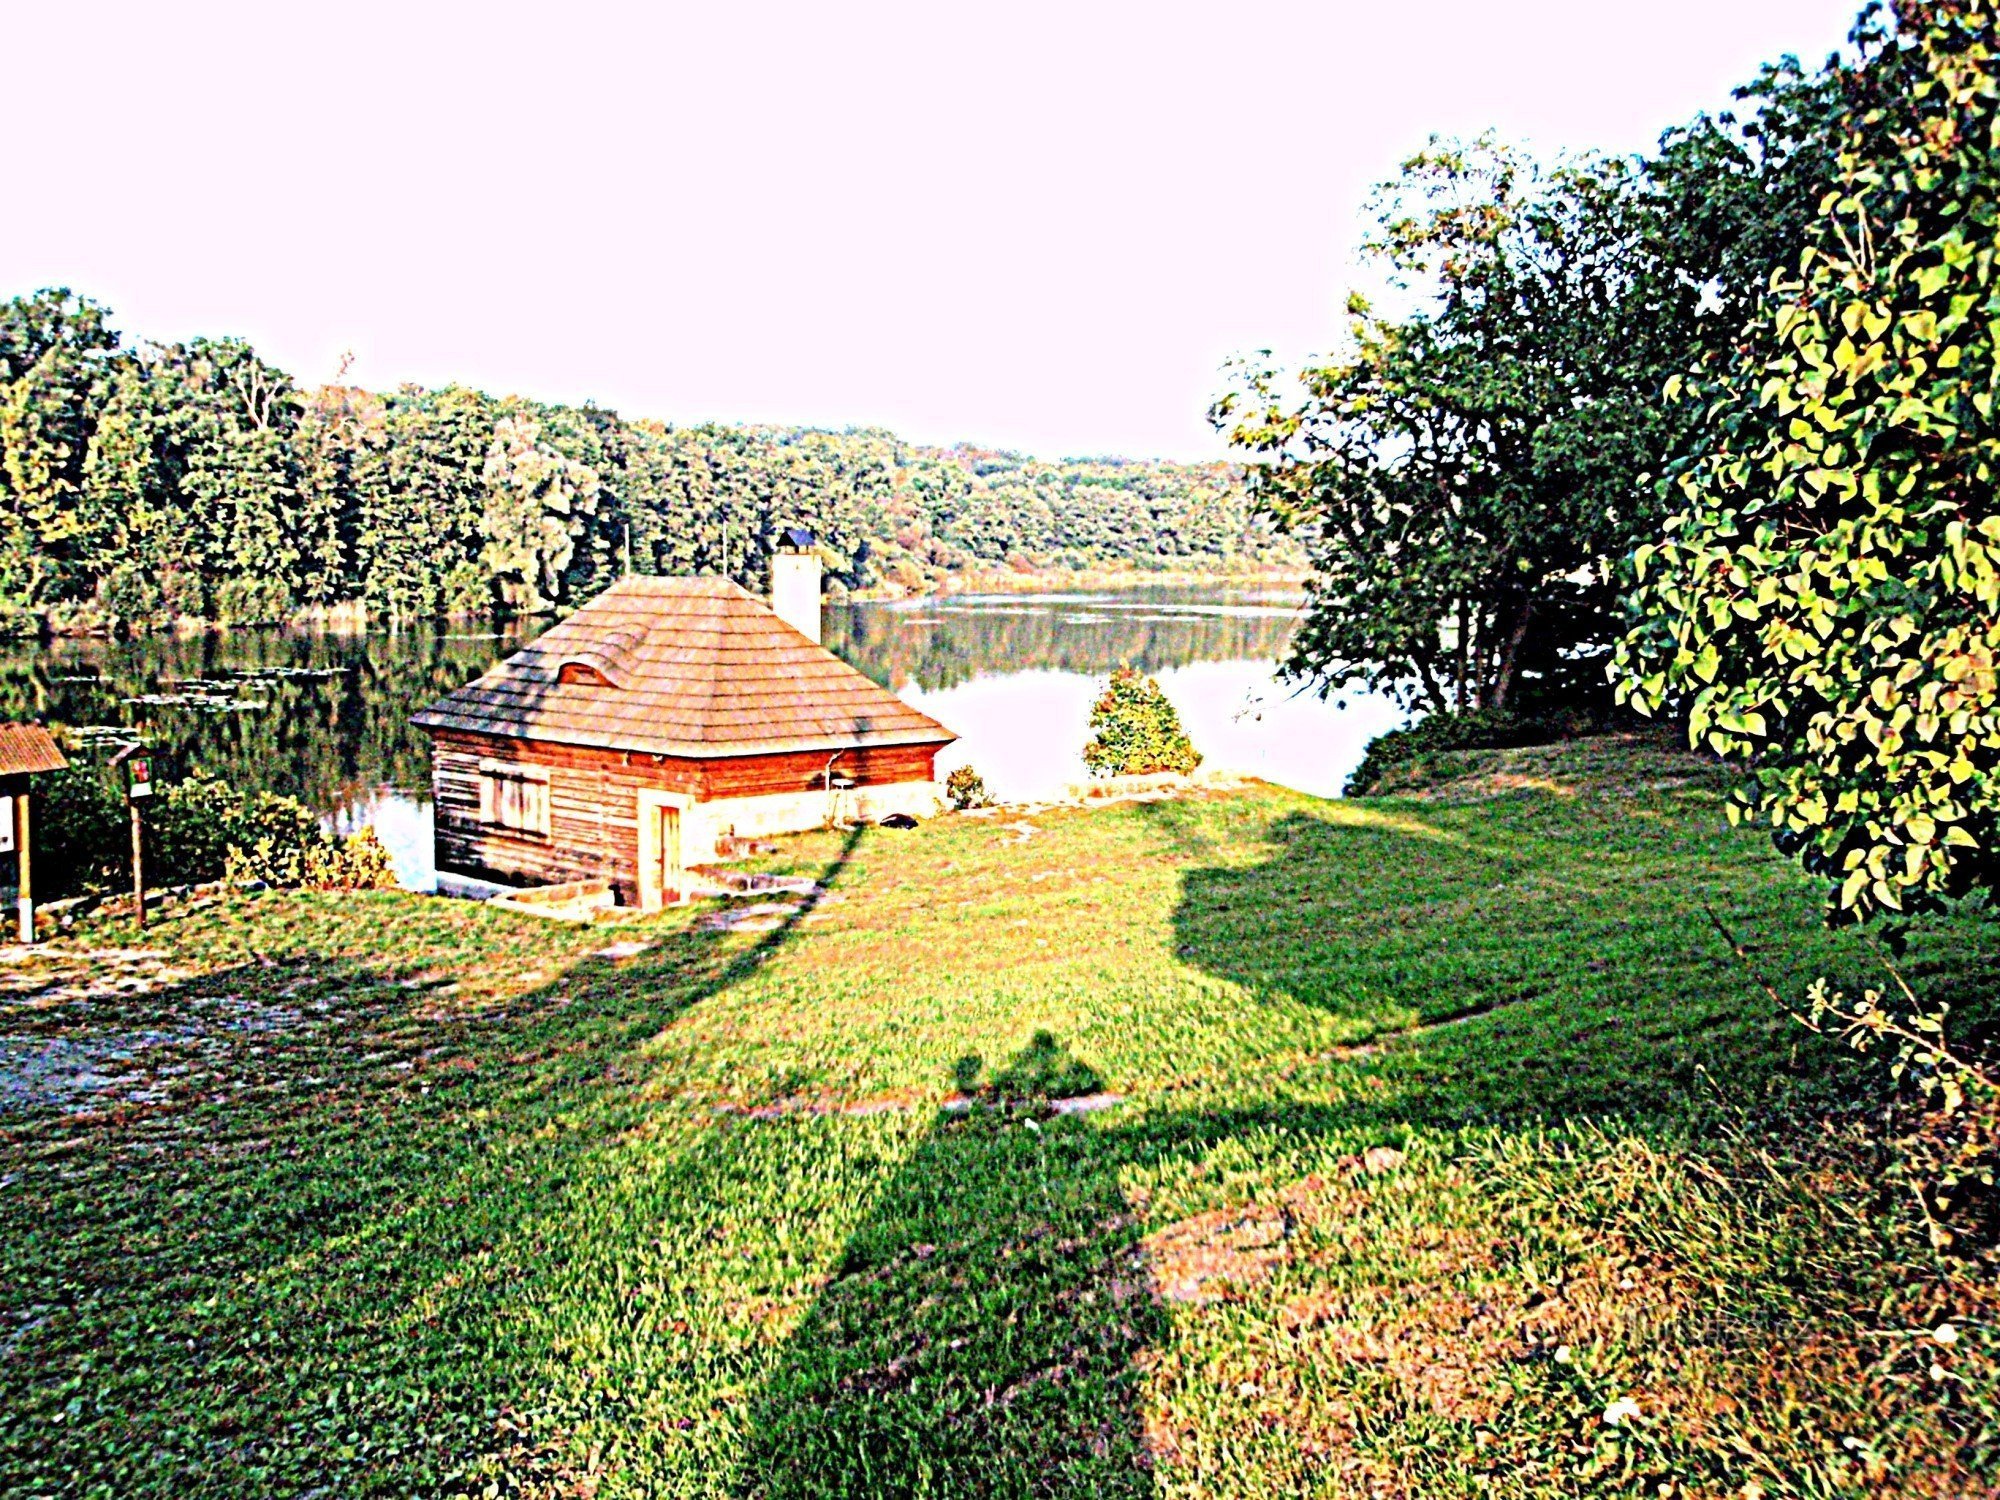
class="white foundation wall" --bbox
[686,782,945,857]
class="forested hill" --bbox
[0,291,1290,634]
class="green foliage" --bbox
[164,778,397,891]
[1643,17,1896,353]
[1215,141,1704,715]
[1343,706,1604,795]
[479,413,600,615]
[77,338,307,624]
[0,290,119,611]
[943,764,989,810]
[147,777,271,885]
[226,824,399,892]
[1805,965,1998,1243]
[34,767,397,895]
[1616,0,2000,924]
[1081,667,1201,777]
[317,827,399,891]
[32,762,126,899]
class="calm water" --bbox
[10,587,1403,890]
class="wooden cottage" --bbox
[411,567,955,909]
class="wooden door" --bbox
[655,804,682,906]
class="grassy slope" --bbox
[1,737,1995,1498]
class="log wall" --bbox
[425,728,941,902]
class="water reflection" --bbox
[8,586,1404,890]
[823,589,1305,693]
[823,588,1402,805]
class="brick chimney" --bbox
[770,527,822,644]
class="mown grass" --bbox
[1,735,1995,1497]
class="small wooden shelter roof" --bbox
[412,576,956,760]
[0,724,67,778]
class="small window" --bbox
[479,760,551,837]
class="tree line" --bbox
[0,311,1287,635]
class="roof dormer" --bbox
[547,621,647,690]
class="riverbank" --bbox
[15,566,1308,640]
[846,563,1308,601]
[2,738,1993,1495]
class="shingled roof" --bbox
[0,724,68,778]
[411,576,955,759]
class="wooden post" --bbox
[131,800,145,931]
[15,791,30,945]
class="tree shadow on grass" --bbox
[0,827,868,1496]
[727,1031,1441,1500]
[733,1034,1173,1500]
[1161,801,1522,1031]
[1155,796,2000,1129]
[1156,797,1858,1124]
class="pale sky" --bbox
[5,0,1860,460]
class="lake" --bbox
[8,586,1405,890]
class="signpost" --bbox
[114,746,152,929]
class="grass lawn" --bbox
[1,735,1995,1498]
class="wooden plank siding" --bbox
[427,727,938,902]
[703,743,940,798]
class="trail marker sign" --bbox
[110,743,151,929]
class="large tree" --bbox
[1616,0,2000,923]
[1215,140,1712,715]
[1642,17,1890,347]
[80,337,304,623]
[1213,22,1885,719]
[0,289,119,613]
[479,412,601,614]
[350,385,494,621]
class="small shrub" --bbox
[229,825,399,892]
[34,764,128,899]
[41,770,398,896]
[314,828,398,890]
[1345,707,1600,796]
[151,778,265,885]
[1082,667,1200,778]
[944,765,989,810]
